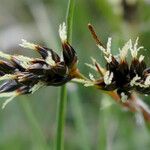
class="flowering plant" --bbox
[0,22,150,121]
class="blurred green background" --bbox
[0,0,150,149]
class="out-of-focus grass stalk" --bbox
[55,0,75,150]
[69,84,90,150]
[20,97,49,150]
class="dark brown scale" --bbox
[17,85,31,94]
[62,42,77,68]
[51,63,67,76]
[44,47,60,62]
[0,80,22,93]
[130,59,146,78]
[106,57,119,72]
[0,41,78,98]
[115,61,130,87]
[31,59,48,65]
[11,57,26,71]
[0,60,16,74]
[0,71,5,76]
[96,79,117,91]
[47,75,71,86]
[27,63,48,75]
[103,82,117,91]
[16,72,41,86]
[142,67,150,77]
[136,85,150,94]
[35,46,49,59]
[36,46,60,62]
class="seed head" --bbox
[87,24,150,101]
[0,22,79,108]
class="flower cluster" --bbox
[83,24,150,102]
[0,22,150,109]
[0,23,78,108]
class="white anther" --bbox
[120,92,128,102]
[119,39,132,60]
[104,71,113,85]
[59,22,67,43]
[19,39,37,50]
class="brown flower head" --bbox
[78,24,150,102]
[0,23,78,108]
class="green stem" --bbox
[55,0,75,150]
[55,85,67,150]
[66,0,75,42]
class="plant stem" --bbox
[55,85,67,150]
[55,0,75,150]
[66,0,75,42]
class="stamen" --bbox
[119,39,132,61]
[89,73,95,81]
[19,39,37,50]
[139,55,144,62]
[0,74,16,81]
[88,24,112,63]
[106,37,112,54]
[144,75,150,86]
[0,51,11,60]
[120,92,128,102]
[130,37,144,58]
[104,71,113,85]
[59,22,67,43]
[30,81,45,93]
[130,74,141,86]
[97,38,112,63]
[85,63,97,71]
[12,55,33,69]
[0,91,18,109]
